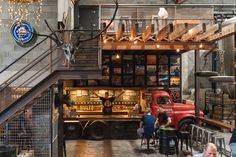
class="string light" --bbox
[176,49,180,52]
[4,0,43,27]
[199,43,203,48]
[156,44,160,48]
[116,54,120,59]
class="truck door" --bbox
[157,96,174,125]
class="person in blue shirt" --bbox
[193,143,217,157]
[137,108,156,138]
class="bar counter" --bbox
[64,114,142,122]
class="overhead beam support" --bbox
[181,23,206,41]
[156,23,173,42]
[207,23,236,42]
[194,23,220,41]
[169,23,188,41]
[142,24,154,42]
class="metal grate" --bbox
[0,90,52,157]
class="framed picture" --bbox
[111,76,121,86]
[170,77,180,86]
[147,76,157,85]
[147,65,157,75]
[102,55,110,64]
[135,76,145,86]
[169,87,181,102]
[123,75,133,86]
[135,65,145,75]
[158,75,168,86]
[123,63,133,74]
[170,65,180,76]
[102,65,109,76]
[158,55,168,64]
[100,78,109,86]
[147,55,156,65]
[170,56,180,65]
[123,55,133,62]
[159,65,168,75]
[135,55,145,64]
[112,68,121,75]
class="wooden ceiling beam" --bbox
[169,23,188,41]
[156,23,173,42]
[181,23,206,41]
[194,23,220,41]
[142,24,154,42]
[207,23,236,42]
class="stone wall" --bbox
[0,0,58,84]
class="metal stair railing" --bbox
[0,35,64,113]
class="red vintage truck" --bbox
[149,91,202,130]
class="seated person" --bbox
[154,105,171,140]
[137,108,156,139]
[156,105,171,128]
[193,143,217,157]
[92,90,124,115]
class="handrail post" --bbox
[50,38,53,73]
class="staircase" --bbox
[0,32,102,156]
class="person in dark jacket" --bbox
[92,90,124,115]
[230,126,236,157]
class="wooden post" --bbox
[195,50,200,124]
[58,80,64,157]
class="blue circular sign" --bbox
[11,21,34,45]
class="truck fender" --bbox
[177,116,196,131]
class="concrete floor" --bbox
[65,130,231,157]
[66,139,177,157]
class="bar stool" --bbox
[202,129,215,144]
[177,131,192,153]
[140,133,156,150]
[212,135,227,157]
[190,124,198,146]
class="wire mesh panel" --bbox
[0,90,52,157]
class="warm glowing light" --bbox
[188,29,193,34]
[176,49,180,52]
[156,44,160,48]
[116,54,120,59]
[5,0,43,27]
[129,37,133,41]
[199,43,203,48]
[103,39,107,43]
[134,40,138,44]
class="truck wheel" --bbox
[178,119,195,131]
[88,121,107,140]
[64,122,82,140]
